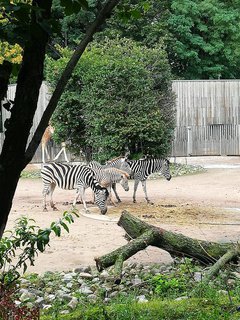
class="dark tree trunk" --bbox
[0,0,121,238]
[0,0,52,237]
[95,211,235,272]
[0,61,12,101]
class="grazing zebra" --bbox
[41,163,109,214]
[88,157,131,202]
[88,163,130,205]
[126,158,171,203]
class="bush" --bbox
[46,38,176,162]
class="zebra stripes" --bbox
[126,158,171,203]
[41,162,109,214]
[88,161,130,204]
[88,157,131,203]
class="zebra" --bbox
[88,157,131,203]
[126,158,171,203]
[41,162,109,214]
[88,163,130,205]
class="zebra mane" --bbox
[106,155,124,164]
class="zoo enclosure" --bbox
[1,80,240,162]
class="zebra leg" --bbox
[112,183,121,203]
[42,184,49,211]
[108,187,117,206]
[42,145,46,163]
[141,180,151,203]
[133,179,140,203]
[73,187,90,214]
[49,183,58,210]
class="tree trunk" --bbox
[0,61,12,101]
[0,0,52,238]
[95,211,235,271]
[0,0,121,238]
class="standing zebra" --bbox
[88,157,131,203]
[88,162,129,205]
[126,158,171,203]
[41,163,109,214]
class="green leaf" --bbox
[60,0,88,16]
[60,221,69,233]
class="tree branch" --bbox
[24,0,121,165]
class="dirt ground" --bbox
[7,157,240,274]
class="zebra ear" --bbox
[124,151,130,159]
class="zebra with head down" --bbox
[41,162,109,214]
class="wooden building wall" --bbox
[1,80,240,162]
[171,80,240,156]
[0,83,72,163]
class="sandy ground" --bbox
[6,156,240,274]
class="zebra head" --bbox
[119,173,130,191]
[161,159,172,181]
[119,158,132,175]
[94,187,109,215]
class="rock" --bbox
[74,266,91,273]
[231,272,240,279]
[87,294,97,301]
[79,286,93,295]
[136,295,148,303]
[68,297,78,309]
[66,282,73,289]
[100,270,110,279]
[79,272,93,279]
[19,291,36,302]
[63,274,73,282]
[175,296,188,301]
[43,304,52,310]
[194,272,202,282]
[132,276,142,286]
[60,310,70,315]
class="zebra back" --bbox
[105,156,132,175]
[41,162,107,192]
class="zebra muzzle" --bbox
[101,208,107,215]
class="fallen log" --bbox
[95,210,236,271]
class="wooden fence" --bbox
[0,83,73,163]
[1,80,240,162]
[171,80,240,156]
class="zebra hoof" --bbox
[147,201,154,205]
[53,207,59,211]
[43,208,48,212]
[133,200,136,203]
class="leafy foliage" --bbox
[95,0,240,79]
[0,211,78,319]
[46,38,176,161]
[0,211,78,286]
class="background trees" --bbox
[54,0,240,79]
[46,38,176,161]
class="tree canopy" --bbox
[56,0,240,79]
[46,38,176,162]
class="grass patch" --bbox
[20,169,41,179]
[40,297,240,320]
